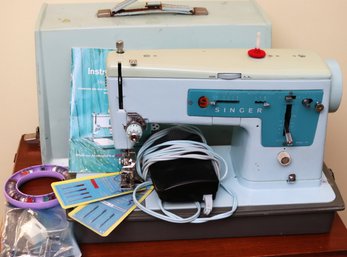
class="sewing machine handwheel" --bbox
[326,59,343,112]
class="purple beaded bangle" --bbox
[4,164,69,209]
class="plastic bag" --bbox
[1,205,81,257]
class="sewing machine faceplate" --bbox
[188,89,323,147]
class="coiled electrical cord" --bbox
[132,125,238,223]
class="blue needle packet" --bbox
[52,172,132,209]
[68,187,153,236]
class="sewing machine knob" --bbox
[116,40,125,54]
[302,98,313,108]
[277,151,292,166]
[126,123,143,143]
[287,174,296,183]
[315,102,325,113]
[198,96,209,108]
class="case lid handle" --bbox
[97,0,208,17]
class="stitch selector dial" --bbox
[277,151,292,166]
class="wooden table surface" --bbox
[13,135,347,257]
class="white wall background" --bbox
[1,0,346,227]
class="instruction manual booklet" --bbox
[69,48,122,173]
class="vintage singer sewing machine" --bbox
[95,46,344,241]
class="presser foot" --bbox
[119,151,143,190]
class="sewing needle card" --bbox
[69,48,122,173]
[51,172,132,209]
[68,187,153,237]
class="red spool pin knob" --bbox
[248,48,266,59]
[248,32,266,59]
